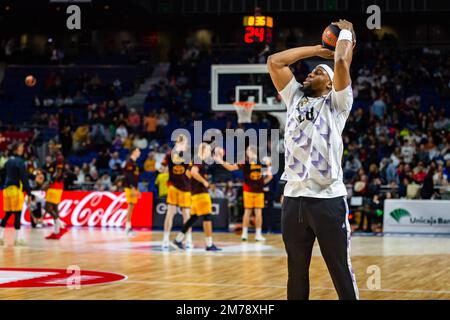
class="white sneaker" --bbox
[185,242,194,250]
[126,228,137,237]
[162,241,170,250]
[241,235,248,241]
[255,235,266,242]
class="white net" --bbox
[233,102,255,123]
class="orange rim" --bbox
[233,101,256,109]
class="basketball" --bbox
[25,75,36,87]
[322,24,340,50]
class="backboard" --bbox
[211,64,287,112]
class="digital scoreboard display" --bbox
[243,16,273,44]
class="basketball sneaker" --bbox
[46,227,69,240]
[206,244,222,251]
[45,233,58,240]
[54,227,69,239]
[172,239,184,250]
[241,235,248,241]
[162,241,170,250]
[255,235,266,242]
[185,241,194,250]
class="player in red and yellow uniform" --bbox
[161,134,192,249]
[172,143,221,251]
[123,147,141,236]
[214,145,272,241]
[44,140,68,240]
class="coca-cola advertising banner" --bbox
[0,191,153,228]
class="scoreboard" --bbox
[243,15,273,44]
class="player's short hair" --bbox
[10,141,24,154]
[176,134,187,144]
[130,147,140,154]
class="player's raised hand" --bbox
[332,19,353,31]
[316,45,335,59]
[332,19,356,46]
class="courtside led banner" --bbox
[152,198,229,230]
[0,191,153,228]
[384,199,450,234]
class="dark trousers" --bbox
[1,211,21,230]
[281,196,359,300]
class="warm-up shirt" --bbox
[280,76,353,198]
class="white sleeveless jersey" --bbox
[280,76,353,198]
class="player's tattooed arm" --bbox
[332,19,356,91]
[267,45,329,92]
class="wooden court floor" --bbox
[0,227,449,300]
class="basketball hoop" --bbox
[233,101,255,123]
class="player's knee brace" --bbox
[181,215,199,234]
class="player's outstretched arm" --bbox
[332,19,355,91]
[221,162,239,171]
[213,147,239,171]
[267,45,333,92]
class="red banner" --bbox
[0,191,153,228]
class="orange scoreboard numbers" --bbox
[243,16,273,44]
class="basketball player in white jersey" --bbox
[267,19,359,300]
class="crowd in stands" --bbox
[1,36,142,65]
[336,42,450,231]
[32,71,130,108]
